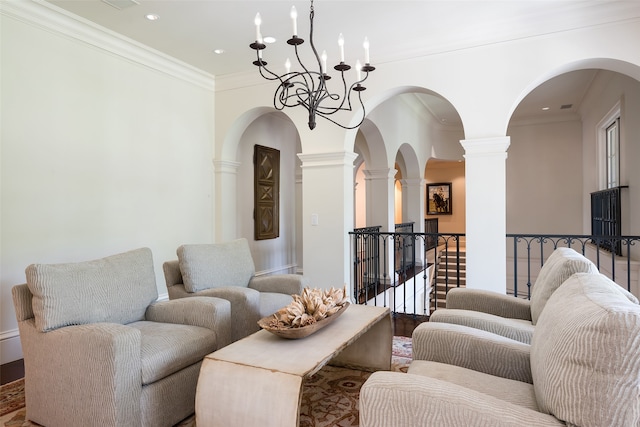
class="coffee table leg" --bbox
[196,358,303,427]
[331,311,392,371]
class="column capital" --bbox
[298,151,358,168]
[461,136,510,159]
[400,178,426,187]
[363,168,396,180]
[212,159,241,173]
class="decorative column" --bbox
[295,171,303,273]
[213,159,241,243]
[363,168,396,231]
[298,151,358,293]
[362,168,397,286]
[401,178,426,267]
[461,137,510,293]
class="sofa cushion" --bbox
[529,247,598,324]
[25,248,158,332]
[177,239,255,293]
[531,272,640,426]
[409,360,539,411]
[129,321,217,385]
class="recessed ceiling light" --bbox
[213,49,225,55]
[263,36,276,44]
[542,106,550,111]
[145,14,159,21]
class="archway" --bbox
[218,108,303,275]
[506,59,640,296]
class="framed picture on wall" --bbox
[427,182,452,215]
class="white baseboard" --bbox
[1,330,23,365]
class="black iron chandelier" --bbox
[249,0,375,130]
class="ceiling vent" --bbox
[560,104,573,109]
[101,0,139,10]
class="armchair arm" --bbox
[429,308,534,344]
[180,287,261,342]
[248,274,309,295]
[360,372,564,427]
[18,319,142,426]
[446,288,532,320]
[162,260,183,289]
[412,322,532,383]
[12,284,34,321]
[146,297,232,348]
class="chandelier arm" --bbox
[287,49,321,125]
[315,71,371,117]
[312,69,349,116]
[274,85,289,110]
[256,52,291,84]
[258,66,284,82]
[275,80,308,109]
[330,70,372,114]
[292,45,315,92]
[315,90,366,130]
[314,91,342,113]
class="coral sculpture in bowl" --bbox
[258,286,350,339]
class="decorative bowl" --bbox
[258,303,349,339]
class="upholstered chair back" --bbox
[24,247,157,332]
[177,239,256,293]
[531,272,640,426]
[529,247,599,324]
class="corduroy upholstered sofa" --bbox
[360,272,640,426]
[163,238,309,342]
[428,247,600,343]
[12,247,232,427]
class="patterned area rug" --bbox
[1,336,412,427]
[0,380,24,417]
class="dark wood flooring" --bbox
[393,312,429,337]
[0,312,428,386]
[1,359,24,386]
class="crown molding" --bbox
[214,69,268,93]
[1,0,215,91]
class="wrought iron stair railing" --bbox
[350,230,640,316]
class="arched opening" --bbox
[506,61,640,296]
[225,110,304,275]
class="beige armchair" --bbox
[12,247,232,427]
[360,272,640,426]
[429,247,602,343]
[163,238,309,342]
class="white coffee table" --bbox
[195,304,392,427]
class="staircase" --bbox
[430,245,466,314]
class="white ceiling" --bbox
[44,0,640,123]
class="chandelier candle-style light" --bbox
[249,0,375,130]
